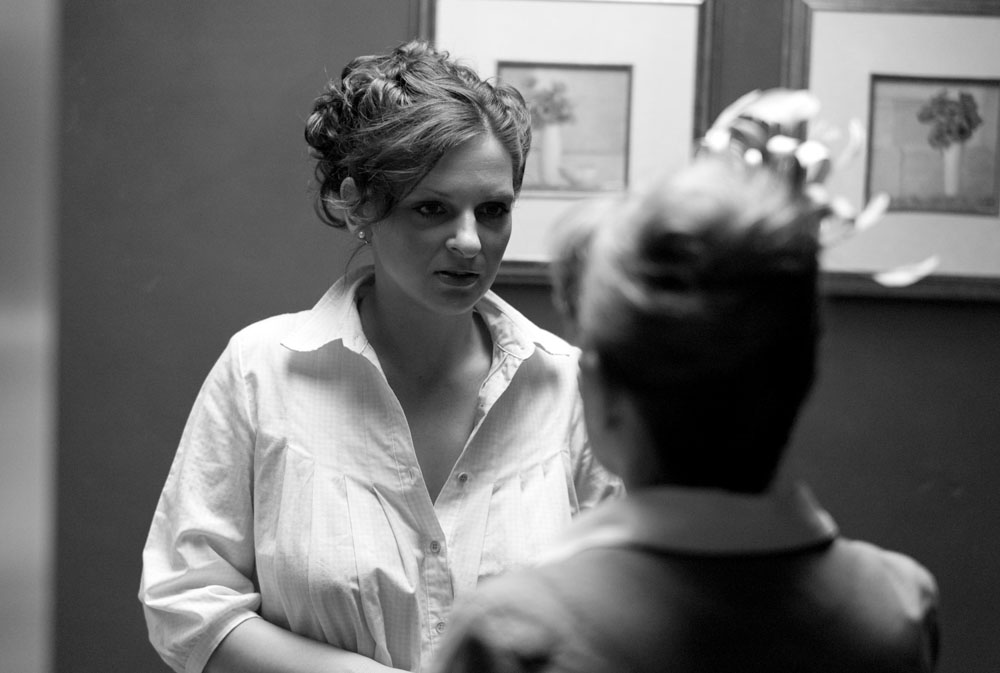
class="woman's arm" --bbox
[142,336,399,673]
[205,619,403,673]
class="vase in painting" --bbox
[942,141,964,197]
[540,123,564,187]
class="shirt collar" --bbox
[537,481,838,563]
[477,284,576,361]
[280,266,372,354]
[280,265,576,361]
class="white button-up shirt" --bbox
[139,267,622,673]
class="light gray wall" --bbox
[0,0,57,672]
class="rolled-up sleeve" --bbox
[139,336,261,673]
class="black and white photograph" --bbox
[4,1,1000,673]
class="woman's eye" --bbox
[414,202,446,217]
[477,202,511,220]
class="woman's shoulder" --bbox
[834,537,938,597]
[229,272,368,354]
[220,311,315,365]
[231,311,306,343]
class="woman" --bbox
[431,90,940,673]
[139,40,620,673]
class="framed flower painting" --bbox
[786,0,1000,300]
[866,75,1000,217]
[497,62,632,194]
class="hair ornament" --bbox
[700,89,939,288]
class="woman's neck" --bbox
[357,285,490,381]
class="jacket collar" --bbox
[538,481,838,563]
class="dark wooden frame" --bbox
[783,0,1000,302]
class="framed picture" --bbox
[497,62,633,194]
[785,0,1000,301]
[423,0,714,278]
[867,75,1000,217]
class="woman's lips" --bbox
[435,270,480,286]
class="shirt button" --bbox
[429,540,442,554]
[457,472,469,484]
[435,621,447,634]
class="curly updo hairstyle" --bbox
[304,40,533,228]
[555,157,825,493]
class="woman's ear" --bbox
[579,350,642,482]
[579,351,626,433]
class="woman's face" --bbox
[368,133,515,317]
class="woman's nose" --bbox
[446,213,482,258]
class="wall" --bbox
[786,296,1000,665]
[1,1,57,672]
[55,2,415,670]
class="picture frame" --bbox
[867,75,1000,217]
[422,0,715,281]
[497,62,633,195]
[785,0,1000,301]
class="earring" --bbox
[358,230,369,244]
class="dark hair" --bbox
[556,157,824,493]
[304,40,532,228]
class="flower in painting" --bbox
[523,77,575,128]
[916,89,983,149]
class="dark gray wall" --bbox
[57,2,416,670]
[787,296,1000,665]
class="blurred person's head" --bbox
[552,154,825,493]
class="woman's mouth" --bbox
[435,270,480,286]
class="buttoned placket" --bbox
[354,300,533,661]
[353,340,454,655]
[420,417,486,653]
[423,346,526,655]
[422,530,451,651]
